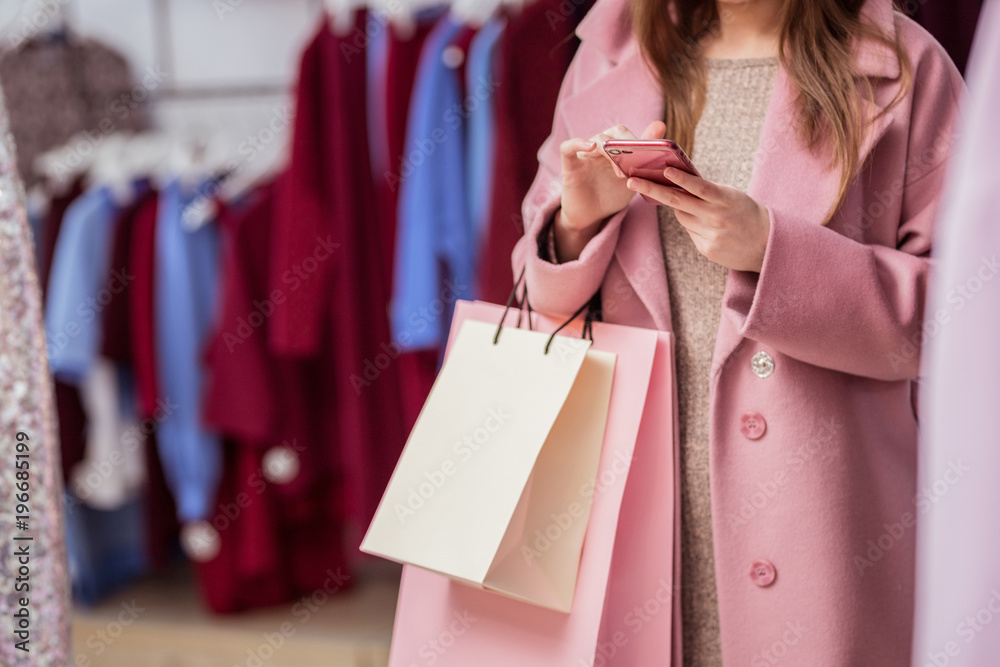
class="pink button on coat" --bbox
[511,0,964,663]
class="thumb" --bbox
[640,120,667,140]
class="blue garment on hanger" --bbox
[63,493,148,606]
[465,16,505,246]
[392,15,477,351]
[154,179,222,522]
[44,186,120,382]
[46,184,151,605]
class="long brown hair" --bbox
[631,0,911,218]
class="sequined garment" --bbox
[0,87,71,664]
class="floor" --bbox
[71,562,401,667]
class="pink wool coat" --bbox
[511,0,964,664]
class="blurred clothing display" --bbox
[273,14,407,533]
[915,1,1000,664]
[392,15,478,352]
[27,4,594,613]
[382,15,443,431]
[154,179,223,523]
[0,34,147,188]
[128,192,163,421]
[45,181,147,508]
[201,183,351,612]
[45,186,120,382]
[465,17,505,240]
[905,0,985,75]
[63,494,148,606]
[38,177,85,295]
[0,88,71,664]
[477,0,593,304]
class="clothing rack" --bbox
[150,0,313,102]
[152,83,292,101]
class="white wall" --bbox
[1,0,326,169]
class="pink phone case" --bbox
[602,139,700,204]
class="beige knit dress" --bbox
[660,57,778,667]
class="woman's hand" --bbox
[627,166,771,273]
[553,120,666,262]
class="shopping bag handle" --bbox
[493,267,602,354]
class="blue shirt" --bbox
[392,16,477,351]
[46,184,150,604]
[45,186,119,382]
[465,16,505,247]
[154,179,222,522]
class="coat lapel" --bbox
[558,0,901,341]
[743,68,895,228]
[712,55,896,375]
[742,0,899,226]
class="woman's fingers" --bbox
[588,132,625,177]
[562,123,668,181]
[560,137,598,171]
[663,167,723,203]
[626,177,712,216]
[601,124,639,140]
[640,120,667,140]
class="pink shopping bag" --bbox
[385,300,677,667]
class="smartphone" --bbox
[602,139,700,204]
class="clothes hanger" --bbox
[218,129,288,204]
[450,0,505,28]
[88,134,137,204]
[33,133,97,191]
[41,4,74,44]
[324,0,366,35]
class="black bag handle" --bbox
[493,266,602,354]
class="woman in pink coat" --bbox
[512,0,964,664]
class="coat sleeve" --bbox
[722,45,965,382]
[511,47,631,317]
